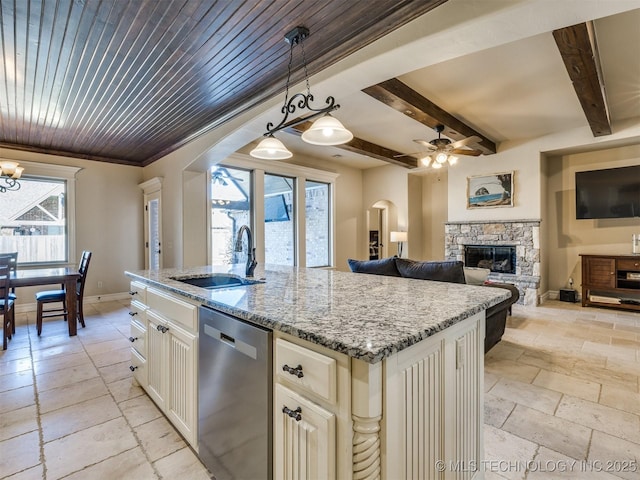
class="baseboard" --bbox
[15,292,131,314]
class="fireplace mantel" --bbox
[445,220,541,306]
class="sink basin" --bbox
[171,274,264,290]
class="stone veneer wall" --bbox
[445,220,541,306]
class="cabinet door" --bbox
[585,257,615,288]
[274,384,335,480]
[166,323,197,446]
[146,311,167,410]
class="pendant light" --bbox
[0,161,24,193]
[250,26,353,160]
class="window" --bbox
[264,174,295,266]
[209,157,337,268]
[210,166,252,266]
[0,176,68,264]
[305,181,330,267]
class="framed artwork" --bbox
[467,171,514,209]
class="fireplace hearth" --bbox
[465,245,516,274]
[445,219,541,306]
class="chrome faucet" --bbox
[234,225,257,277]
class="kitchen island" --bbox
[126,264,510,480]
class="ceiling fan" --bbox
[397,124,483,168]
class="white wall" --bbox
[0,147,143,304]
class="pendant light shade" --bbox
[250,135,293,160]
[300,114,353,146]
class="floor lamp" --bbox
[390,231,407,258]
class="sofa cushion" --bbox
[347,257,401,277]
[395,258,466,284]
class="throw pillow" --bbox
[464,267,491,285]
[395,258,466,284]
[347,257,401,276]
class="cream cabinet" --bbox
[128,282,148,388]
[382,311,485,480]
[273,335,351,480]
[274,383,335,480]
[129,284,198,448]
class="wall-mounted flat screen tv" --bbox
[575,165,640,219]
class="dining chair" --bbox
[0,260,16,350]
[35,251,92,336]
[3,252,18,334]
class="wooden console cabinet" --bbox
[580,254,640,312]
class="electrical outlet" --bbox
[97,281,103,289]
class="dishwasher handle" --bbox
[203,323,258,360]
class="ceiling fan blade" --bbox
[413,140,437,151]
[451,148,482,157]
[449,135,481,150]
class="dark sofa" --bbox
[347,257,519,353]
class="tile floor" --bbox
[0,300,211,480]
[1,299,639,479]
[484,301,640,480]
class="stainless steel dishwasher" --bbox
[198,306,272,480]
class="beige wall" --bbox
[421,170,448,260]
[545,144,640,294]
[0,147,143,304]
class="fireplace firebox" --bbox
[465,245,516,274]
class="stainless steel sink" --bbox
[171,273,264,290]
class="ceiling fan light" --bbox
[436,152,448,164]
[250,135,293,160]
[447,155,458,166]
[12,166,24,179]
[420,155,432,168]
[432,161,443,169]
[301,114,353,145]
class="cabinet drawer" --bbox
[129,281,147,304]
[130,347,147,387]
[129,319,146,357]
[128,301,146,323]
[275,338,337,404]
[146,287,197,331]
[618,259,640,271]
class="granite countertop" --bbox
[125,264,510,364]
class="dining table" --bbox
[10,267,82,336]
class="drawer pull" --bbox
[156,325,169,333]
[282,405,302,422]
[129,365,138,372]
[128,311,138,316]
[282,364,304,378]
[129,336,138,343]
[129,291,138,296]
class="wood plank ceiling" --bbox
[0,0,447,166]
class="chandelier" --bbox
[250,26,353,160]
[0,161,24,193]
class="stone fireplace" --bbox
[445,220,541,306]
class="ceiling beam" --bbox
[288,122,418,169]
[362,78,496,155]
[553,22,611,137]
